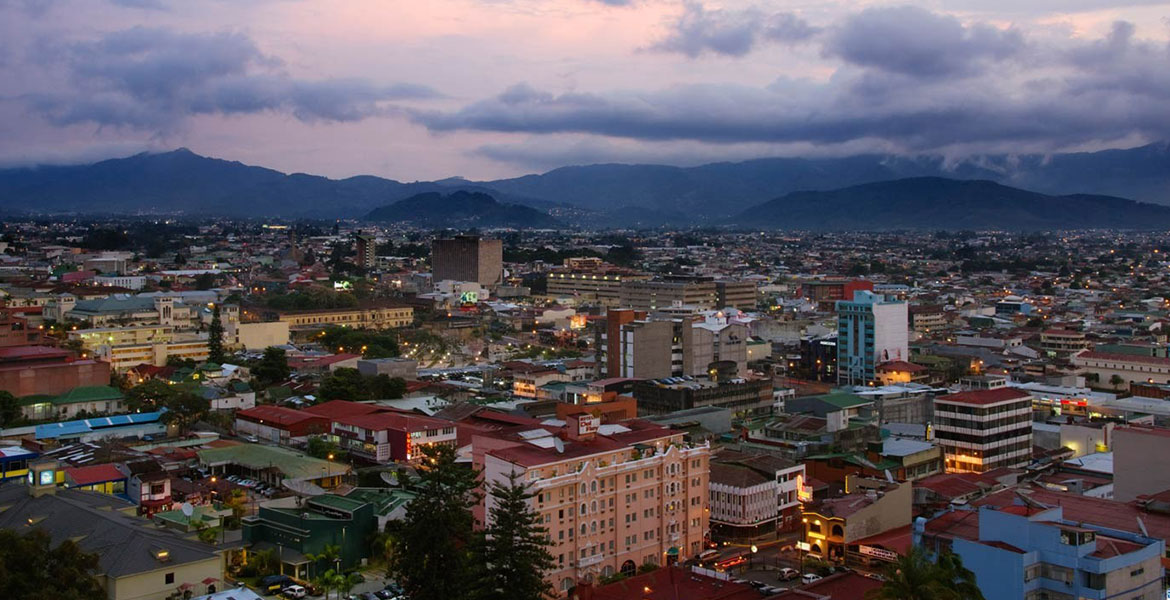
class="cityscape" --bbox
[3,2,1170,600]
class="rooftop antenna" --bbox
[553,437,565,454]
[1137,516,1150,538]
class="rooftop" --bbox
[936,388,1032,406]
[197,443,348,481]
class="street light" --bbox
[750,544,758,570]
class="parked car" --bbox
[282,584,307,599]
[777,568,800,581]
[800,574,823,584]
[259,574,293,592]
[246,435,259,443]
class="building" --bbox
[1071,350,1170,390]
[331,410,457,463]
[275,302,413,334]
[908,304,947,334]
[0,307,42,347]
[836,291,909,386]
[46,294,195,329]
[431,235,503,287]
[1112,426,1170,502]
[95,337,211,372]
[356,357,418,380]
[546,260,650,306]
[1039,329,1091,357]
[234,321,290,350]
[197,443,349,491]
[93,274,146,290]
[0,345,111,397]
[619,279,718,311]
[21,384,125,421]
[799,279,874,310]
[709,449,805,540]
[596,311,750,380]
[355,234,377,269]
[801,475,911,564]
[0,468,225,600]
[474,415,711,594]
[234,405,330,445]
[920,504,1164,600]
[715,281,758,311]
[632,375,773,417]
[933,388,1033,473]
[242,493,376,578]
[120,457,173,516]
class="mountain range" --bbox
[0,144,1168,228]
[364,191,561,229]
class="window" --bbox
[165,573,175,585]
[1130,567,1144,577]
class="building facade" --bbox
[836,291,909,386]
[431,235,503,287]
[933,388,1033,473]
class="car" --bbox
[777,568,800,581]
[282,584,307,599]
[374,591,395,600]
[862,572,886,582]
[800,574,823,584]
[259,574,293,592]
[246,435,259,443]
[383,583,405,596]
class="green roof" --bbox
[346,487,417,515]
[53,385,124,405]
[18,394,56,407]
[310,494,368,512]
[818,392,870,409]
[197,444,349,481]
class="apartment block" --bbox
[475,415,710,594]
[934,388,1033,473]
[836,291,909,386]
[431,235,503,287]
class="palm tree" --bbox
[339,572,364,599]
[864,548,985,600]
[305,544,341,581]
[315,569,344,600]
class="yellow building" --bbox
[277,304,413,331]
[98,338,211,372]
[70,325,175,351]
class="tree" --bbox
[306,544,341,581]
[207,304,226,364]
[1109,374,1126,389]
[864,548,985,600]
[253,347,291,387]
[0,528,106,600]
[224,489,248,528]
[473,472,556,600]
[160,390,210,436]
[125,379,176,412]
[307,435,344,461]
[386,444,482,600]
[0,390,22,428]
[317,367,368,401]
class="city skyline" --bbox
[2,0,1169,181]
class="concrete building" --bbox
[934,388,1033,473]
[275,303,413,334]
[431,235,503,287]
[632,375,773,418]
[96,337,211,372]
[709,449,805,540]
[0,345,111,398]
[546,260,650,306]
[1113,426,1170,502]
[332,411,457,463]
[234,321,290,350]
[1040,329,1091,357]
[836,291,909,386]
[715,280,758,311]
[619,279,718,312]
[920,504,1164,600]
[242,493,376,578]
[93,274,146,290]
[801,476,911,564]
[1071,350,1170,391]
[234,406,330,446]
[474,415,711,594]
[356,357,418,380]
[596,310,750,380]
[355,234,377,269]
[46,294,194,329]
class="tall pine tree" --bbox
[386,444,481,600]
[474,471,556,600]
[207,304,226,364]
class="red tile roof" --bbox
[303,399,388,419]
[585,566,763,600]
[936,388,1031,406]
[64,463,125,486]
[235,405,324,427]
[915,472,997,500]
[850,524,912,555]
[333,411,450,433]
[1076,351,1170,366]
[975,484,1170,542]
[774,572,882,600]
[876,360,926,373]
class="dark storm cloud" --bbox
[413,17,1170,152]
[24,27,441,130]
[824,6,1024,78]
[651,1,819,57]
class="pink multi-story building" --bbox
[473,414,711,595]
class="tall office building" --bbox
[933,388,1033,473]
[355,234,376,269]
[431,235,503,287]
[836,290,908,386]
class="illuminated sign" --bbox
[795,474,813,503]
[858,545,899,562]
[39,469,54,486]
[578,415,600,436]
[460,291,478,304]
[333,281,353,291]
[795,541,811,552]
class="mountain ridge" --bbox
[364,191,562,229]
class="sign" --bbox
[578,414,600,436]
[858,545,899,562]
[795,474,813,503]
[795,541,811,552]
[460,291,478,304]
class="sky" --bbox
[1,0,1168,181]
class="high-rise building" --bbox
[596,310,749,380]
[475,414,711,593]
[355,234,376,269]
[431,235,503,287]
[933,388,1033,473]
[835,290,909,386]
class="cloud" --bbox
[413,19,1170,154]
[651,1,819,58]
[23,26,441,130]
[824,6,1024,78]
